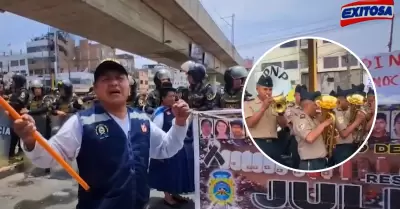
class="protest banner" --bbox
[194,104,400,207]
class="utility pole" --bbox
[308,39,318,91]
[221,13,235,47]
[388,17,394,52]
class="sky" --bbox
[0,0,398,68]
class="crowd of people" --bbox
[244,73,376,170]
[0,59,250,209]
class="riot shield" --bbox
[50,114,72,136]
[0,108,11,166]
[32,115,48,138]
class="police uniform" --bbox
[332,87,355,165]
[186,62,216,110]
[51,80,84,136]
[146,69,172,114]
[244,75,284,164]
[283,84,306,168]
[292,90,328,170]
[127,75,137,107]
[176,86,189,103]
[8,73,29,159]
[82,88,97,109]
[219,66,251,109]
[28,79,52,138]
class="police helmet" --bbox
[30,79,43,88]
[224,66,248,89]
[154,68,171,88]
[58,79,73,95]
[11,73,26,88]
[186,62,206,83]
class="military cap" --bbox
[300,89,321,102]
[336,86,352,97]
[257,75,273,87]
[367,87,375,96]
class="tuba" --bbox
[347,93,368,144]
[316,95,339,157]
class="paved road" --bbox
[0,165,195,209]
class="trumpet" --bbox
[347,93,368,143]
[271,93,287,114]
[316,95,339,157]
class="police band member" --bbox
[331,86,366,165]
[291,89,332,170]
[127,75,137,107]
[8,73,29,160]
[284,84,307,168]
[219,66,251,109]
[364,87,376,138]
[244,74,287,164]
[186,62,216,110]
[146,68,172,114]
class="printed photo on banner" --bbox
[193,110,400,209]
[242,37,377,172]
[391,111,400,139]
[214,119,230,140]
[200,118,214,139]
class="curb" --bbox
[0,162,25,180]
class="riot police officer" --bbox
[127,75,137,107]
[82,87,97,109]
[219,65,251,109]
[185,62,216,110]
[176,86,189,102]
[26,79,52,174]
[8,73,29,160]
[145,68,172,114]
[50,80,84,135]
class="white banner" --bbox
[362,50,400,105]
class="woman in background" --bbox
[148,82,194,207]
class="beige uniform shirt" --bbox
[292,112,327,160]
[243,97,278,138]
[334,108,354,144]
[285,103,302,123]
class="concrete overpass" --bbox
[0,0,244,75]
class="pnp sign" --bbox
[340,0,394,27]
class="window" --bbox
[145,80,148,85]
[19,59,25,66]
[10,60,19,67]
[290,80,296,85]
[261,62,282,70]
[323,57,339,69]
[140,80,143,84]
[280,41,297,48]
[341,54,359,67]
[27,45,52,53]
[283,60,298,69]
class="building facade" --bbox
[74,40,115,72]
[0,52,29,75]
[133,69,149,93]
[26,31,75,76]
[248,39,364,95]
[116,54,135,74]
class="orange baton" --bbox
[0,96,90,191]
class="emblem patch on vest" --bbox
[141,124,147,133]
[95,124,109,139]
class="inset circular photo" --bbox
[242,37,378,172]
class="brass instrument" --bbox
[271,93,287,114]
[347,93,368,143]
[316,95,339,157]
